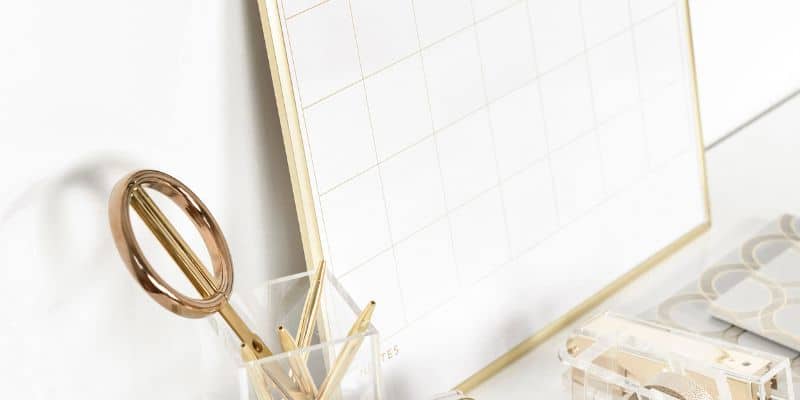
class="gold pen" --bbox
[242,345,311,400]
[296,260,327,349]
[278,325,318,396]
[316,301,376,400]
[241,346,275,400]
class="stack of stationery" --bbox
[642,214,800,390]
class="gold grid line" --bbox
[576,0,610,199]
[627,0,657,171]
[342,0,411,326]
[467,0,515,274]
[523,0,563,226]
[406,0,465,289]
[286,0,331,20]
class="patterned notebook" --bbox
[643,214,800,387]
[710,221,800,351]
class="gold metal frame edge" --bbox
[255,0,325,272]
[254,0,711,393]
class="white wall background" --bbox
[0,0,304,398]
[0,0,798,398]
[690,0,800,145]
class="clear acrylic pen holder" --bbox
[219,271,382,400]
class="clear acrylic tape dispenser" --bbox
[559,313,794,400]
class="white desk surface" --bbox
[471,94,800,399]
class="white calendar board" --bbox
[256,0,709,397]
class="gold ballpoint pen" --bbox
[316,301,376,400]
[241,346,275,400]
[296,260,327,349]
[278,326,318,396]
[242,345,311,400]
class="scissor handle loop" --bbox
[108,170,233,318]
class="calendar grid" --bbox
[324,76,686,280]
[316,72,680,202]
[299,0,678,111]
[293,0,689,328]
[260,0,710,393]
[340,134,697,337]
[292,9,685,208]
[312,75,685,289]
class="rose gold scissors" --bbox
[108,169,303,399]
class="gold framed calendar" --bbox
[254,0,710,397]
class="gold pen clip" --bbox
[278,326,318,396]
[316,301,376,400]
[297,260,327,350]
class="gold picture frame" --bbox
[254,0,710,392]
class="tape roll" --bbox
[644,372,713,400]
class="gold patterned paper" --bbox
[643,214,800,389]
